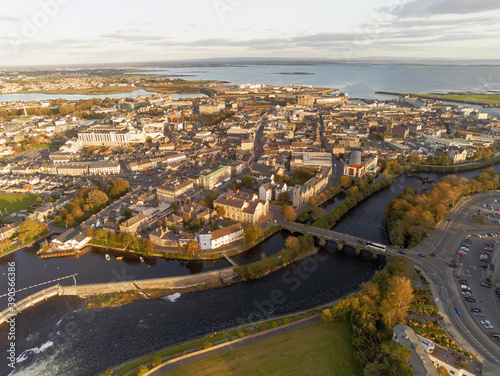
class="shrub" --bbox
[152,355,162,367]
[283,318,290,324]
[203,342,212,349]
[271,321,278,328]
[136,365,149,376]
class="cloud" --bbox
[381,0,500,17]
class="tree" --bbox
[17,220,46,241]
[381,276,414,327]
[364,341,412,376]
[184,240,201,255]
[146,239,156,253]
[245,225,263,244]
[281,205,296,220]
[214,205,226,217]
[285,236,299,249]
[87,190,109,208]
[72,206,85,219]
[437,366,450,376]
[339,176,352,189]
[278,191,290,203]
[152,355,162,367]
[242,175,253,188]
[108,178,130,198]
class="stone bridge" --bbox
[281,221,392,260]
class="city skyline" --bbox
[1,0,500,67]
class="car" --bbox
[458,279,467,284]
[481,320,491,325]
[462,291,472,297]
[473,312,486,317]
[480,264,488,269]
[465,297,476,303]
[457,251,465,256]
[484,323,494,329]
[470,308,481,312]
[430,252,436,257]
[490,333,500,338]
[449,263,458,268]
[455,307,463,315]
[398,250,406,255]
[481,282,492,288]
[418,253,426,257]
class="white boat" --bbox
[105,254,110,261]
[140,256,144,263]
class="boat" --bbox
[116,256,123,261]
[105,254,110,261]
[140,256,144,263]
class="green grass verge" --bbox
[406,154,500,172]
[0,194,41,216]
[162,321,362,376]
[412,93,500,104]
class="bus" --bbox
[364,241,386,252]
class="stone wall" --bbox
[61,268,235,296]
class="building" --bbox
[343,151,378,178]
[292,167,331,207]
[57,163,89,176]
[290,151,333,172]
[78,125,131,146]
[198,101,225,115]
[196,165,231,190]
[119,212,148,235]
[157,180,195,203]
[214,190,269,225]
[392,126,409,140]
[50,229,91,251]
[89,161,121,175]
[0,221,21,241]
[196,223,244,250]
[446,147,467,164]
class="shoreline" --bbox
[376,90,500,106]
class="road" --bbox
[409,192,500,364]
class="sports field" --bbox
[0,194,40,216]
[163,321,362,376]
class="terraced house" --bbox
[214,190,268,225]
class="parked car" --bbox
[470,308,481,312]
[481,282,492,288]
[455,307,463,315]
[465,297,476,303]
[448,263,458,268]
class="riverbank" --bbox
[313,173,399,229]
[88,225,282,262]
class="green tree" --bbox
[242,175,253,188]
[364,341,413,376]
[339,176,352,189]
[245,225,263,244]
[17,220,46,241]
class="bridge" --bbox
[222,253,238,267]
[280,221,394,259]
[0,284,63,326]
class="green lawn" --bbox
[163,321,362,376]
[0,194,40,216]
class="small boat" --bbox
[140,256,144,263]
[116,256,123,261]
[105,254,110,261]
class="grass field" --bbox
[163,321,362,376]
[0,194,40,216]
[413,93,500,104]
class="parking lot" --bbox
[473,199,500,225]
[452,231,500,346]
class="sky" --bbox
[0,0,499,67]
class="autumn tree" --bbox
[285,236,299,249]
[242,175,253,188]
[87,190,109,208]
[281,205,296,220]
[339,176,352,189]
[381,276,414,327]
[17,220,47,241]
[214,205,226,217]
[184,240,201,255]
[108,178,130,199]
[245,225,263,244]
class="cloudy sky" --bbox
[1,0,499,66]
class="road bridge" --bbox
[281,221,393,259]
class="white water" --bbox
[16,341,54,363]
[163,293,181,302]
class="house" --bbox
[258,179,273,201]
[0,221,21,241]
[50,229,90,251]
[292,167,331,208]
[196,223,244,250]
